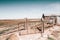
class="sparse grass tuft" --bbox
[0,23,5,26]
[48,37,54,40]
[0,29,10,34]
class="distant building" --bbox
[44,15,57,26]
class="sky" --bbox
[0,0,60,19]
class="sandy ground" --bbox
[0,25,60,40]
[18,25,60,40]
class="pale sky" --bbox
[0,0,60,19]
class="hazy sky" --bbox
[0,0,60,19]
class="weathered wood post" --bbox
[41,14,45,37]
[18,23,21,36]
[24,18,28,34]
[42,14,45,33]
